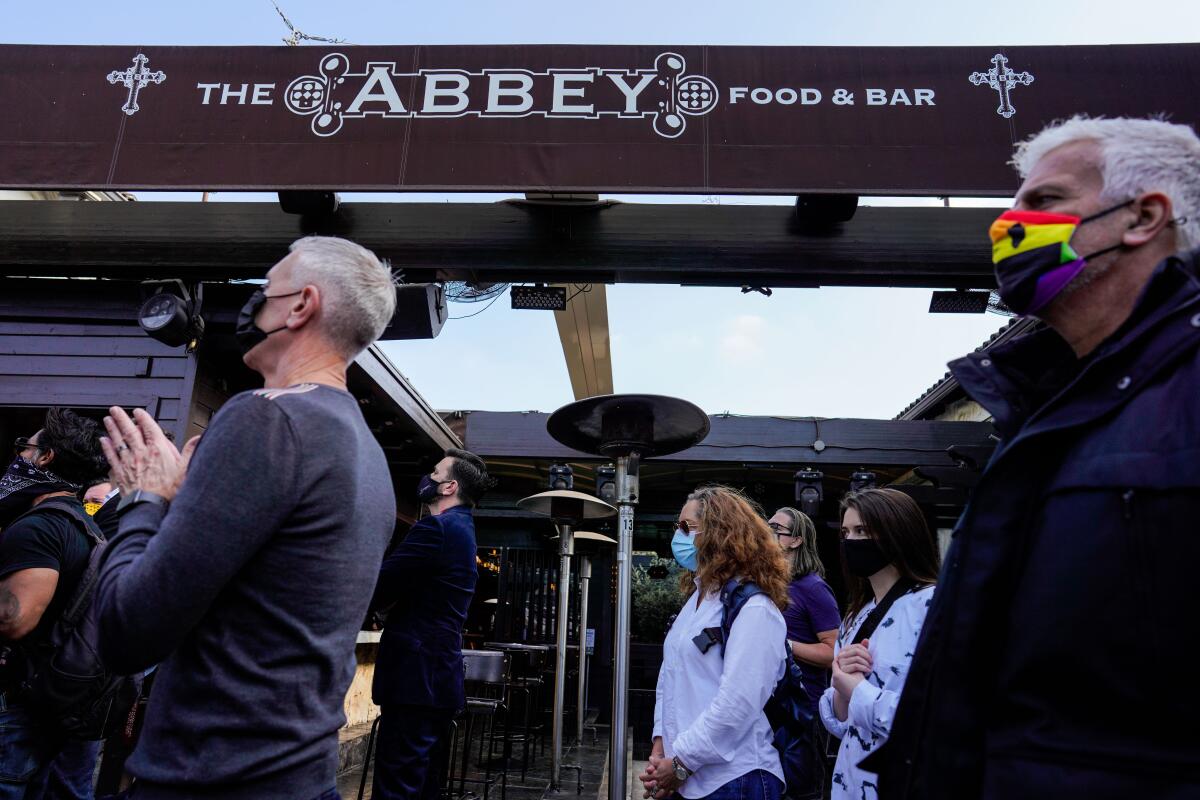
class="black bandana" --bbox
[0,457,78,530]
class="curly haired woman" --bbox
[639,485,791,800]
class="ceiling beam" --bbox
[0,200,998,289]
[553,283,614,400]
[461,410,996,467]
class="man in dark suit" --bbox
[371,448,491,800]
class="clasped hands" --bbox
[831,638,873,702]
[100,407,200,501]
[639,740,684,800]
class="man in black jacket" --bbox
[370,448,490,800]
[865,117,1200,798]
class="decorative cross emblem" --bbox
[969,53,1034,119]
[106,53,166,116]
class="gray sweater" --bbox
[96,384,397,800]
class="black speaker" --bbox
[278,191,340,216]
[794,193,858,226]
[380,284,448,340]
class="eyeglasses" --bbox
[12,437,47,458]
[676,520,697,535]
[768,522,793,537]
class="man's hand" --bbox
[101,407,200,501]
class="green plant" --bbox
[631,557,685,642]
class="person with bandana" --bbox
[93,236,399,800]
[817,489,938,800]
[369,448,491,800]
[0,407,107,798]
[864,116,1200,799]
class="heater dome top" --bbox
[551,530,617,546]
[546,394,710,458]
[517,489,617,521]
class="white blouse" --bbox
[653,583,787,798]
[819,584,935,800]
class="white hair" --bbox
[287,236,397,360]
[1011,115,1200,251]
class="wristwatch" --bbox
[116,488,170,516]
[672,756,691,782]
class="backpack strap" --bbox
[845,577,919,646]
[689,578,770,656]
[8,497,105,630]
[718,578,765,657]
[9,497,104,547]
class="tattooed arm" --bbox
[0,568,59,640]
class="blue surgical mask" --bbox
[671,528,699,571]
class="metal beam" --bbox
[554,283,614,400]
[0,200,998,289]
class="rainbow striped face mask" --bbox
[989,200,1132,315]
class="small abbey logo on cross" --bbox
[106,53,166,116]
[969,53,1034,119]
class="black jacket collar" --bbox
[952,248,1200,441]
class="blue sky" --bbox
[7,1,1198,417]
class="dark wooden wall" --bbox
[0,280,194,443]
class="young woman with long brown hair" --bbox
[639,485,791,800]
[818,488,940,800]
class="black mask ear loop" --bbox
[1077,198,1139,261]
[258,289,304,337]
[1078,198,1137,225]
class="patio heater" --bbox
[517,486,616,791]
[556,530,616,746]
[546,395,710,800]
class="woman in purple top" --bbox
[769,506,841,798]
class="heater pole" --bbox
[576,555,592,746]
[552,523,573,790]
[609,453,640,800]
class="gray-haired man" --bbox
[96,236,399,800]
[865,117,1200,798]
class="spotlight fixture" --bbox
[511,284,567,311]
[138,281,204,350]
[794,468,824,518]
[595,464,617,503]
[549,463,574,491]
[849,469,877,493]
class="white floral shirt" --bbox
[819,585,935,800]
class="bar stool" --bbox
[446,649,509,800]
[484,642,550,781]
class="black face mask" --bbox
[417,475,452,504]
[235,288,302,356]
[841,538,892,578]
